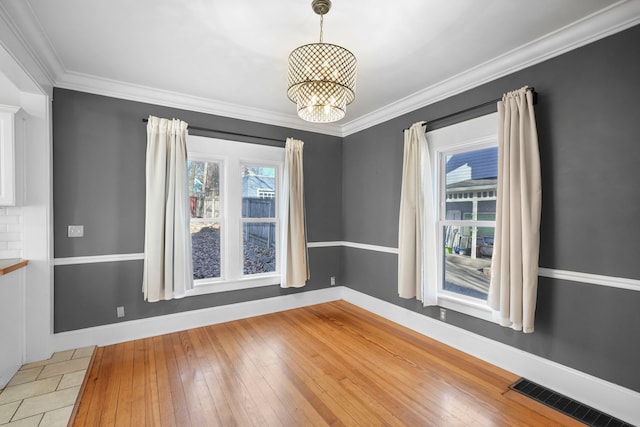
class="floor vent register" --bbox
[510,378,634,427]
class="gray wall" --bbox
[342,24,640,393]
[53,89,342,332]
[53,24,640,394]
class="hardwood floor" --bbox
[71,301,581,426]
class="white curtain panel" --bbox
[280,137,309,288]
[489,87,542,332]
[398,122,437,304]
[142,116,193,302]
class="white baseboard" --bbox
[53,287,343,351]
[53,285,639,424]
[341,287,639,425]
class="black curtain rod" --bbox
[142,119,285,144]
[403,87,537,132]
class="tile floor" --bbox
[0,346,94,427]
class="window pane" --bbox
[445,147,497,220]
[443,226,494,300]
[192,222,221,280]
[242,165,276,218]
[188,160,221,218]
[243,222,276,275]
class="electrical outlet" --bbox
[116,306,125,318]
[68,225,84,238]
[439,308,446,322]
[330,276,336,286]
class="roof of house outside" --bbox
[446,147,498,180]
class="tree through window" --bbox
[188,160,222,280]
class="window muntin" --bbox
[186,136,284,295]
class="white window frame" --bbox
[185,135,284,296]
[426,112,499,323]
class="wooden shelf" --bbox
[0,259,28,275]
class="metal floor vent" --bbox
[510,378,634,427]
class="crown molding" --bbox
[0,2,343,137]
[2,0,65,82]
[55,71,344,137]
[0,2,54,95]
[3,0,639,137]
[341,0,640,136]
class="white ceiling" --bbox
[2,0,640,135]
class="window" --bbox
[188,159,222,280]
[186,136,284,295]
[441,146,496,300]
[241,165,277,275]
[427,112,498,321]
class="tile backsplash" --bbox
[0,207,22,258]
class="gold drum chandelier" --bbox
[287,0,357,123]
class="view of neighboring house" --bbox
[443,147,497,299]
[242,174,275,200]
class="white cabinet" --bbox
[0,268,25,388]
[0,105,25,206]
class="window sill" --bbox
[438,293,496,324]
[185,275,280,296]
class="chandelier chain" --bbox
[319,14,324,43]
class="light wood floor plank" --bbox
[71,346,103,426]
[151,335,177,427]
[262,330,381,426]
[169,331,211,426]
[99,340,125,426]
[279,305,447,425]
[190,326,245,426]
[310,305,501,424]
[72,301,582,426]
[300,303,530,425]
[257,309,405,426]
[229,318,317,426]
[108,340,133,426]
[159,333,192,426]
[211,323,284,426]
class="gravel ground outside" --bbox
[191,225,275,279]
